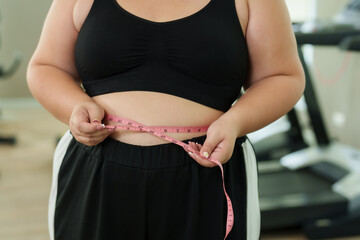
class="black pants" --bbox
[48,131,260,240]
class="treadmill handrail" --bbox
[296,30,360,46]
[339,34,360,51]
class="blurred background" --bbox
[0,0,360,239]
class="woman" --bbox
[27,0,305,239]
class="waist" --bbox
[108,131,208,146]
[93,91,224,146]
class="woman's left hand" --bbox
[187,115,239,168]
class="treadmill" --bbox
[257,10,360,239]
[0,8,22,145]
[303,34,360,238]
[251,108,308,162]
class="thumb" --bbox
[200,135,220,159]
[86,102,105,123]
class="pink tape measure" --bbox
[104,113,234,239]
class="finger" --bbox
[88,134,109,145]
[75,129,113,146]
[196,142,203,149]
[188,151,217,168]
[74,135,99,146]
[208,148,227,165]
[95,124,106,130]
[73,124,111,143]
[77,121,100,134]
[187,142,216,167]
[91,127,115,137]
[188,141,200,151]
[86,103,105,123]
[211,138,236,164]
[200,135,223,160]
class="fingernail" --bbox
[188,152,193,156]
[93,120,100,123]
[96,124,105,130]
[203,152,209,159]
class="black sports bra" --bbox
[74,0,249,112]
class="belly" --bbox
[92,91,225,146]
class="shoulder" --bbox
[73,0,94,32]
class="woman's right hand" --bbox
[69,99,115,146]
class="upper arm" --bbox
[28,0,80,80]
[244,0,304,89]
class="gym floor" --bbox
[0,101,359,240]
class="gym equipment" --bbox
[251,109,308,161]
[334,0,360,28]
[339,34,360,51]
[0,9,22,145]
[257,16,360,240]
[295,33,360,240]
[0,51,21,145]
[0,51,22,79]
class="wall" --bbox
[0,0,51,98]
[316,0,348,19]
[286,0,316,22]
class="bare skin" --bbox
[72,0,249,146]
[27,0,305,167]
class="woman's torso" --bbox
[73,0,249,146]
